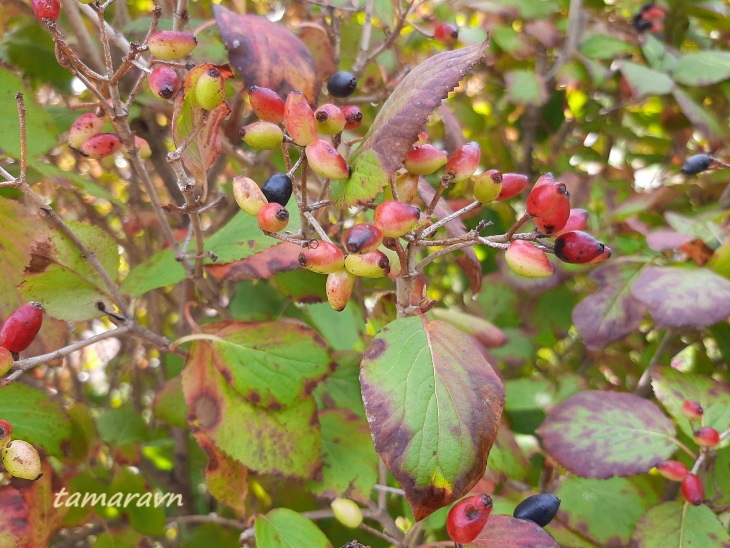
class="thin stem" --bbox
[421,201,482,239]
[504,212,530,240]
[635,329,675,398]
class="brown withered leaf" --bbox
[206,242,302,281]
[215,6,317,104]
[295,22,337,86]
[418,178,483,294]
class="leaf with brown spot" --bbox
[331,40,489,207]
[360,316,504,520]
[651,365,730,439]
[206,242,302,281]
[215,6,317,103]
[536,391,676,479]
[0,485,31,546]
[183,340,322,479]
[195,320,331,408]
[172,63,232,183]
[631,502,730,547]
[572,259,647,350]
[473,515,559,547]
[630,266,730,328]
[193,430,248,513]
[418,178,482,294]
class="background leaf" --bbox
[474,514,559,547]
[671,51,730,86]
[255,508,331,548]
[630,502,730,547]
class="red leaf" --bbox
[206,242,302,281]
[474,514,559,547]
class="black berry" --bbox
[327,71,358,98]
[513,493,561,527]
[261,173,293,206]
[680,154,712,175]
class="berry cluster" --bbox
[0,420,42,481]
[653,400,723,506]
[0,302,44,373]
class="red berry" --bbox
[0,420,12,451]
[148,31,197,61]
[249,86,286,124]
[553,231,605,264]
[285,91,317,146]
[342,223,383,254]
[446,494,493,544]
[656,460,689,482]
[404,144,448,175]
[682,400,704,421]
[693,427,720,448]
[526,180,571,235]
[681,474,704,506]
[434,23,459,46]
[446,141,481,183]
[314,104,346,135]
[78,132,123,159]
[496,173,529,200]
[31,0,60,21]
[257,202,289,233]
[0,347,12,377]
[305,139,351,180]
[373,201,420,237]
[298,241,345,274]
[553,208,588,238]
[326,269,355,312]
[342,105,363,130]
[67,113,104,150]
[148,65,180,100]
[587,245,611,264]
[505,240,555,278]
[0,303,44,353]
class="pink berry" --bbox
[31,0,60,21]
[284,91,317,146]
[249,86,286,124]
[305,139,350,180]
[505,240,555,278]
[656,460,689,482]
[148,65,180,100]
[404,144,448,175]
[78,133,123,159]
[693,427,720,448]
[682,400,704,421]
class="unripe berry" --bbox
[342,105,363,130]
[505,240,555,278]
[257,203,289,232]
[682,400,704,421]
[326,270,355,312]
[305,139,351,179]
[314,104,346,134]
[2,440,42,481]
[195,67,226,111]
[285,91,317,146]
[681,474,704,506]
[527,180,571,235]
[446,494,493,544]
[0,420,11,451]
[344,250,390,278]
[261,173,293,207]
[554,231,606,264]
[512,493,561,528]
[404,144,448,175]
[434,23,459,46]
[249,86,286,124]
[0,347,12,377]
[552,208,588,238]
[446,141,481,182]
[383,172,420,204]
[656,460,689,481]
[78,132,123,159]
[122,136,152,159]
[67,113,104,150]
[239,121,284,150]
[148,31,197,61]
[0,302,44,353]
[148,65,180,100]
[587,246,611,264]
[31,0,60,21]
[327,71,358,98]
[343,223,383,254]
[532,172,556,189]
[232,175,268,216]
[331,497,363,528]
[693,427,720,448]
[373,201,420,237]
[298,241,345,274]
[496,173,529,201]
[473,169,503,203]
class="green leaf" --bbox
[580,34,634,61]
[121,249,184,298]
[97,406,149,446]
[0,383,71,457]
[487,426,530,480]
[0,24,73,90]
[537,391,676,478]
[182,340,321,479]
[0,67,58,160]
[505,70,548,107]
[312,351,366,419]
[631,502,730,547]
[336,40,489,207]
[555,477,653,545]
[198,320,331,408]
[708,239,730,279]
[307,410,378,503]
[630,266,730,329]
[619,62,675,98]
[651,366,730,439]
[641,34,678,71]
[255,508,332,548]
[31,162,124,206]
[153,376,188,429]
[672,88,723,137]
[671,51,730,86]
[20,221,120,321]
[109,467,166,536]
[304,302,364,352]
[360,316,505,520]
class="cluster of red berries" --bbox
[446,492,560,544]
[0,303,44,378]
[67,112,151,161]
[654,400,723,506]
[0,420,42,481]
